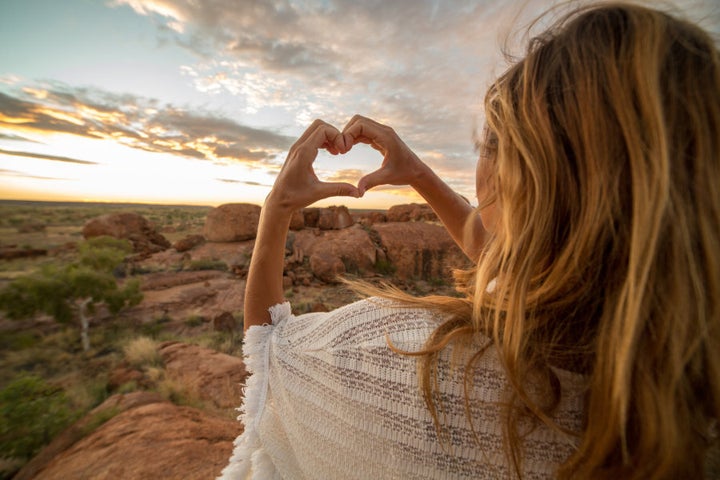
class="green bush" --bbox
[0,375,77,460]
[0,238,143,351]
[184,315,205,327]
[140,315,172,339]
[374,258,396,276]
[78,236,132,273]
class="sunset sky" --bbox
[1,0,717,208]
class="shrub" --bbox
[140,315,172,339]
[0,375,77,460]
[0,238,143,351]
[156,377,203,409]
[123,337,162,369]
[374,258,396,276]
[78,406,120,437]
[184,315,204,327]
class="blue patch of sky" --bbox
[0,0,201,105]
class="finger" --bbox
[325,143,341,155]
[323,130,349,154]
[315,181,361,199]
[306,123,344,154]
[343,115,391,148]
[293,119,328,150]
[357,169,388,196]
[292,123,344,165]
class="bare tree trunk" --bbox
[78,298,92,352]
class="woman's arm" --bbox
[243,120,359,331]
[343,115,487,261]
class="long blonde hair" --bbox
[355,3,720,478]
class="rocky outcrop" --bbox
[139,270,225,291]
[289,210,305,230]
[353,211,387,226]
[159,341,246,409]
[82,213,170,254]
[309,250,347,283]
[386,203,438,223]
[173,234,205,252]
[303,208,320,228]
[373,222,469,281]
[212,311,237,333]
[16,393,238,480]
[317,205,354,230]
[121,266,244,327]
[292,225,378,283]
[0,245,47,260]
[13,392,166,480]
[203,203,261,242]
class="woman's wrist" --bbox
[263,189,298,219]
[409,159,436,192]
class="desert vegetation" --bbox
[0,202,232,479]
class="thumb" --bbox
[316,181,361,199]
[357,169,386,196]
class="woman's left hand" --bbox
[265,119,360,214]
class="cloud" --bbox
[216,178,272,187]
[0,132,41,143]
[0,168,65,180]
[0,148,98,165]
[323,169,365,184]
[0,86,294,165]
[113,0,506,150]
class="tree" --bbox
[0,236,143,351]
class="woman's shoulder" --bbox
[271,297,445,352]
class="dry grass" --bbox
[156,376,204,409]
[122,336,162,369]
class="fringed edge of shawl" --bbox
[217,302,291,480]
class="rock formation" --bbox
[302,208,320,228]
[173,234,205,252]
[82,212,170,255]
[353,211,387,226]
[14,393,237,480]
[292,225,378,283]
[317,205,354,230]
[0,245,47,260]
[203,203,261,242]
[159,341,246,409]
[373,222,469,281]
[386,203,438,222]
[289,209,305,230]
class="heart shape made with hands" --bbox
[303,116,412,195]
[270,116,416,211]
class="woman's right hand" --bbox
[344,115,487,261]
[342,115,429,196]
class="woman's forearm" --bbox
[343,115,487,262]
[411,162,486,262]
[241,119,358,331]
[243,204,292,331]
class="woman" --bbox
[220,3,719,479]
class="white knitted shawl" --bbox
[219,298,584,480]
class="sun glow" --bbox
[0,132,275,206]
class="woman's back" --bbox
[222,298,584,479]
